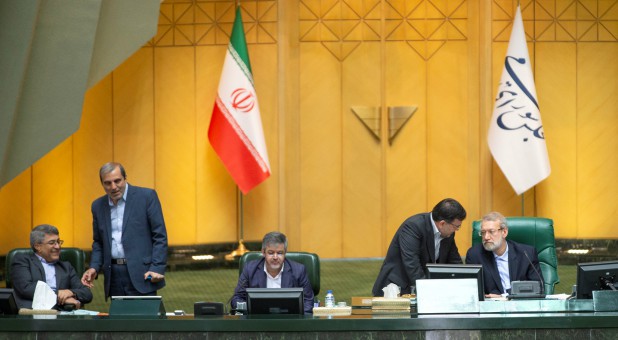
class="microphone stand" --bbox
[523,251,545,295]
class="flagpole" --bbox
[521,194,524,216]
[225,188,250,260]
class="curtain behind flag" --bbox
[488,5,550,195]
[208,7,271,194]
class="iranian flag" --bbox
[208,7,270,194]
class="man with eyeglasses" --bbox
[10,224,93,309]
[372,198,467,296]
[81,162,168,300]
[231,231,314,314]
[465,212,543,297]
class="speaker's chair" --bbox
[239,251,320,296]
[471,217,560,294]
[5,247,86,288]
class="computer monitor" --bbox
[0,289,19,315]
[109,296,165,316]
[576,260,618,299]
[246,288,304,315]
[426,264,485,301]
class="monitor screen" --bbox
[0,289,19,315]
[426,264,485,301]
[576,260,618,299]
[246,288,304,315]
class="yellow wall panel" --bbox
[426,42,470,202]
[195,46,238,244]
[154,47,196,246]
[385,42,428,251]
[341,43,382,258]
[73,74,114,249]
[576,43,618,239]
[32,138,74,244]
[113,48,156,187]
[0,169,32,254]
[426,41,473,252]
[299,44,343,257]
[535,43,577,237]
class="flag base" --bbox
[225,240,250,261]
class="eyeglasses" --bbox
[43,239,64,246]
[478,229,503,237]
[445,221,462,230]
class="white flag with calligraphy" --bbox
[488,5,550,195]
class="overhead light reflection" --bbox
[567,249,590,255]
[192,255,215,261]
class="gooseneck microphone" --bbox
[523,251,545,295]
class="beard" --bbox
[483,237,503,252]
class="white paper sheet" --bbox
[32,280,57,310]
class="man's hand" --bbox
[144,271,164,283]
[63,297,81,309]
[81,268,97,288]
[57,289,75,305]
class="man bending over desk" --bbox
[231,232,314,314]
[465,212,544,298]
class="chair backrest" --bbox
[5,247,86,288]
[471,217,560,294]
[238,251,320,296]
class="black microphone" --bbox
[523,251,545,295]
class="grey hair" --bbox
[262,231,288,251]
[99,162,126,182]
[30,224,59,251]
[481,212,508,230]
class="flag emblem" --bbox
[231,88,256,113]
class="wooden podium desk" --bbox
[1,311,618,339]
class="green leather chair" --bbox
[471,217,560,295]
[238,251,321,296]
[5,247,86,289]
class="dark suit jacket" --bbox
[90,184,168,298]
[465,239,544,294]
[231,258,315,314]
[372,213,462,296]
[11,252,93,309]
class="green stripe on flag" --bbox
[230,7,252,79]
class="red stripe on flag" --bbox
[208,103,270,194]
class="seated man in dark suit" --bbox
[465,212,544,297]
[11,224,93,309]
[231,232,314,314]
